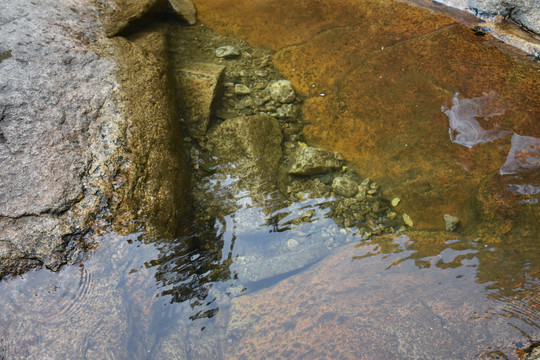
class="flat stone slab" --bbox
[287,146,345,175]
[175,62,225,138]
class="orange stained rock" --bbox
[193,0,540,232]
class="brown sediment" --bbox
[194,0,540,234]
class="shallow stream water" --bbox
[1,0,539,358]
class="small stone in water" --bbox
[391,198,400,207]
[287,239,299,250]
[444,214,460,232]
[215,45,241,58]
[402,213,413,227]
[332,176,359,197]
[266,80,296,103]
[234,84,251,95]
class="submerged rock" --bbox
[266,80,296,103]
[500,133,540,175]
[175,62,225,138]
[208,114,282,167]
[216,45,241,58]
[234,83,252,95]
[444,214,460,231]
[332,176,359,197]
[287,146,345,175]
[169,0,197,25]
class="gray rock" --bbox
[287,146,345,176]
[444,214,460,231]
[216,45,241,58]
[0,0,123,275]
[332,177,359,197]
[467,0,540,35]
[168,0,197,25]
[174,62,225,138]
[266,80,296,103]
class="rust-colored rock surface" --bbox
[222,239,539,359]
[194,0,540,234]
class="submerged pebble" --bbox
[402,213,414,227]
[266,80,296,103]
[234,84,252,95]
[216,45,241,58]
[444,214,460,231]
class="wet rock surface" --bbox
[286,146,345,175]
[0,0,192,278]
[467,0,540,35]
[168,23,408,288]
[0,0,122,276]
[175,61,225,138]
[96,0,198,36]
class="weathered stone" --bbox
[98,0,162,37]
[467,0,540,35]
[174,62,225,138]
[234,83,251,95]
[266,80,296,103]
[215,45,241,58]
[332,176,359,197]
[0,0,125,276]
[112,27,192,237]
[444,213,460,231]
[287,146,345,175]
[168,0,197,25]
[208,114,282,166]
[276,103,298,119]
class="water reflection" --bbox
[221,233,539,359]
[0,181,538,358]
[500,133,540,175]
[355,231,540,303]
[442,92,511,148]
